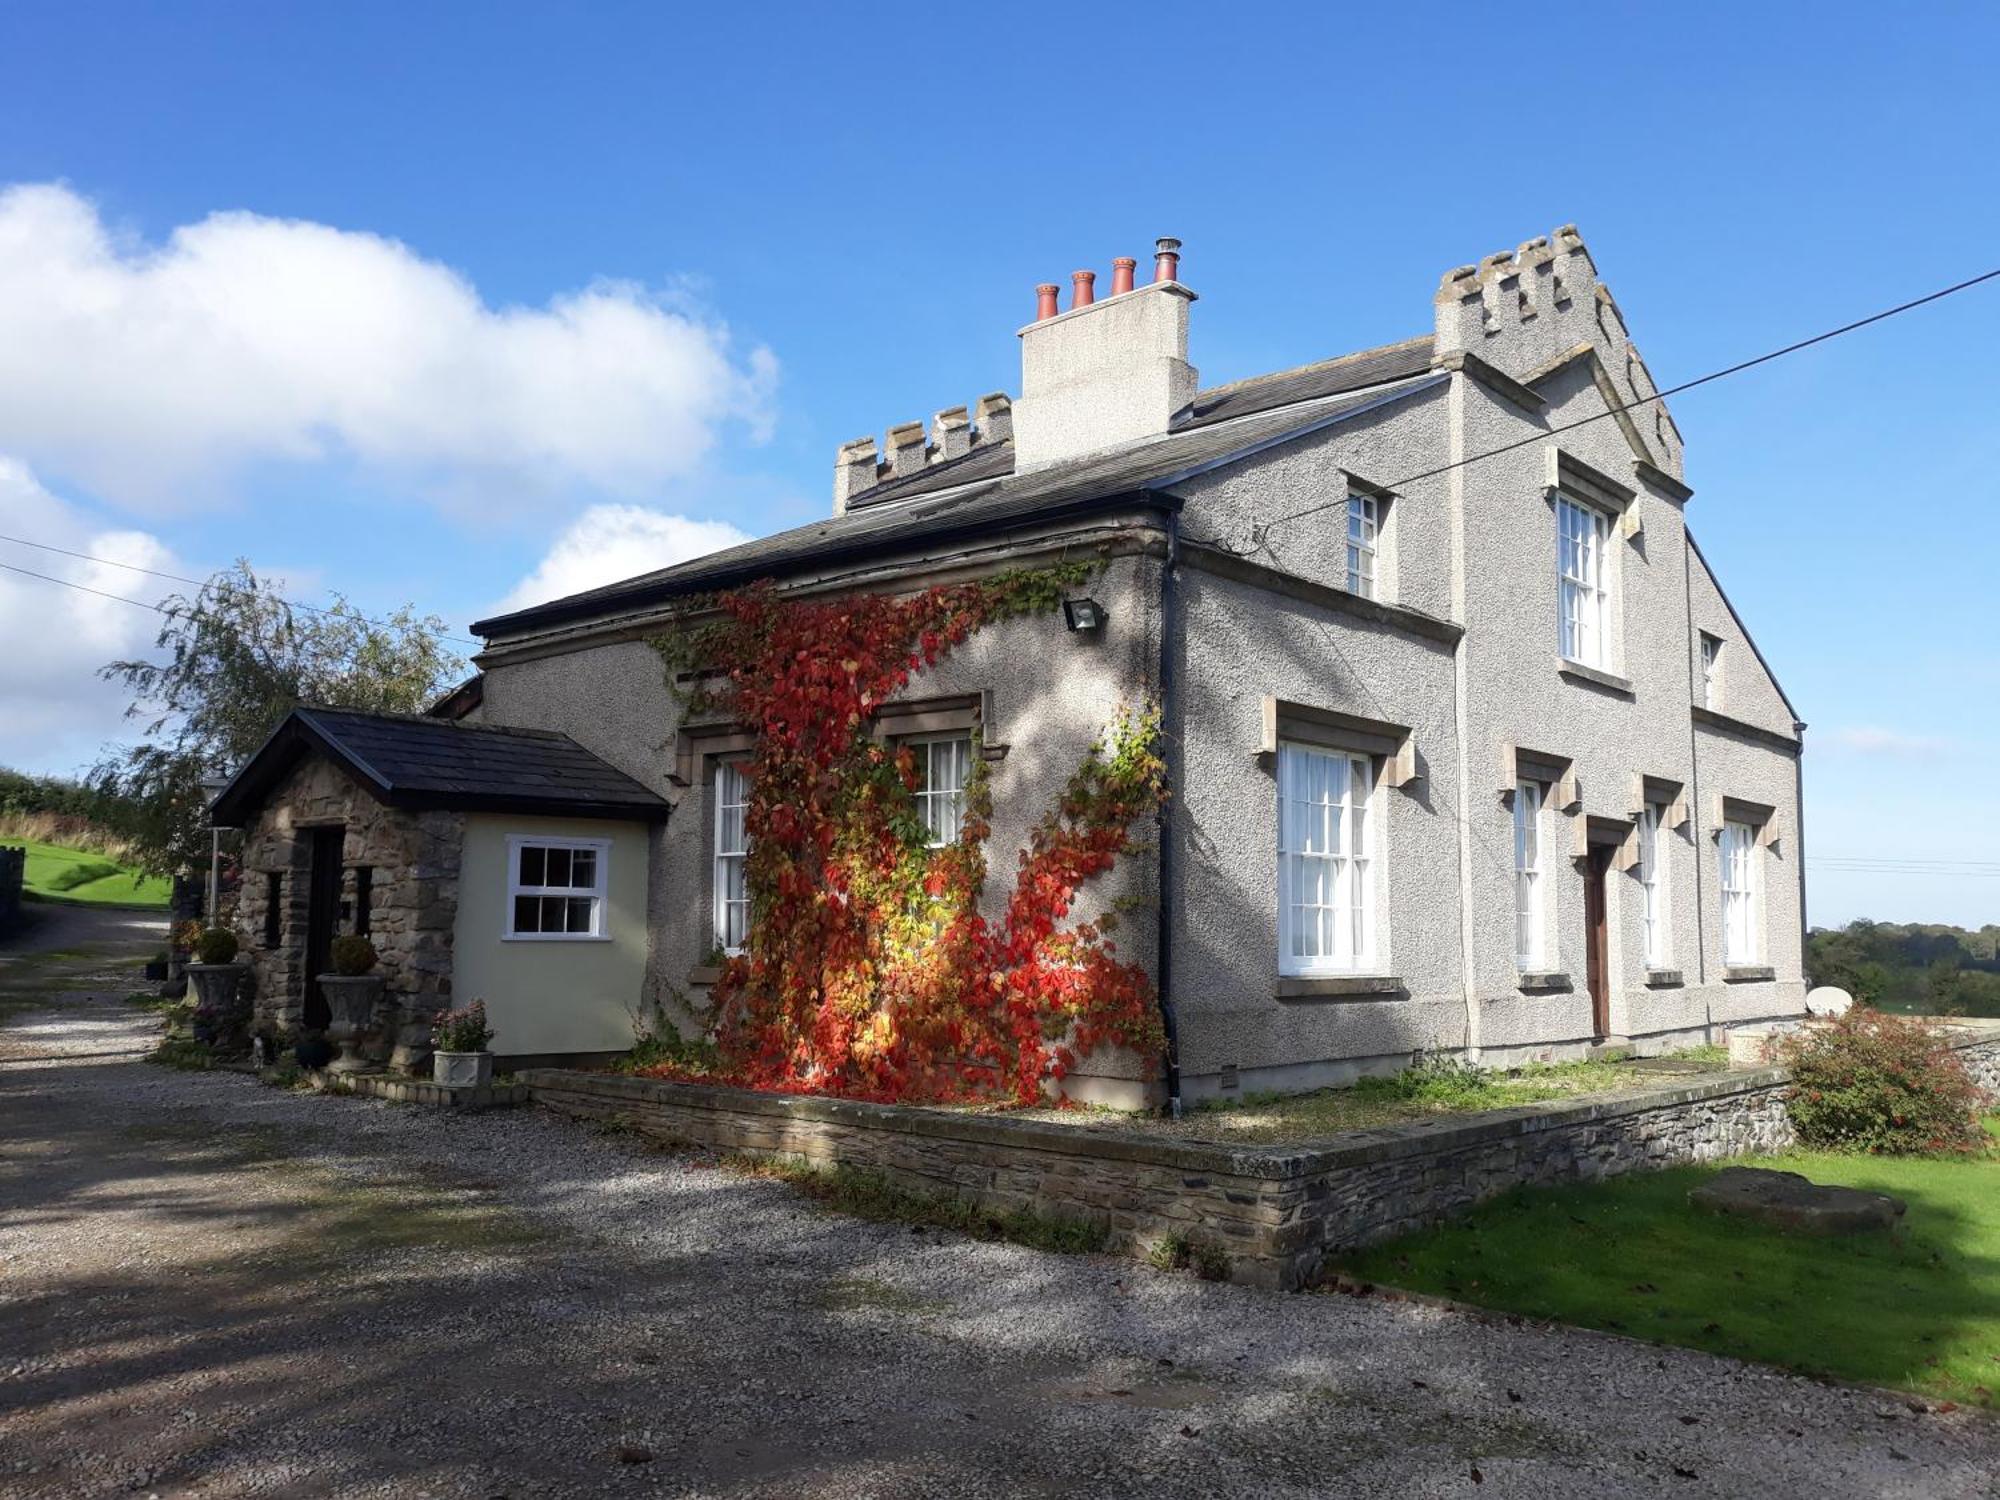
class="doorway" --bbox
[303,825,345,1031]
[1582,842,1614,1038]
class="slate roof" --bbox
[473,337,1444,640]
[210,706,670,826]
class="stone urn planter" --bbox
[317,974,385,1075]
[184,961,249,1011]
[185,961,252,1052]
[433,1050,494,1088]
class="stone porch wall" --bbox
[233,755,461,1057]
[526,1026,2000,1292]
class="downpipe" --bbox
[1155,503,1184,1118]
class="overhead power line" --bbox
[0,533,480,648]
[1190,263,2000,552]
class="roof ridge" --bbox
[299,704,570,741]
[1192,333,1433,402]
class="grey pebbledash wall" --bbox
[525,1026,2000,1292]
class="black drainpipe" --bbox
[1154,499,1184,1118]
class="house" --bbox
[215,226,1808,1104]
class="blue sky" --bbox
[0,2,1995,929]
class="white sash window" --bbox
[1345,493,1378,600]
[1278,743,1376,974]
[912,735,972,846]
[1720,819,1759,964]
[1514,781,1545,968]
[1638,803,1669,968]
[1557,497,1609,667]
[714,761,751,956]
[506,836,610,940]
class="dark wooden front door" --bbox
[1584,843,1614,1038]
[303,825,345,1031]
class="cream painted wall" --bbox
[452,813,650,1059]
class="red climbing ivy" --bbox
[647,566,1165,1105]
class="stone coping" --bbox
[524,1019,2000,1183]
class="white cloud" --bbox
[1823,725,1956,756]
[0,183,777,512]
[495,504,750,614]
[0,458,180,773]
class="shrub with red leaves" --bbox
[1782,1009,1989,1155]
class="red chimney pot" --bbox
[1035,283,1060,321]
[1071,269,1096,309]
[1153,236,1182,284]
[1111,257,1137,295]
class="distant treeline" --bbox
[0,766,130,825]
[1807,919,2000,1018]
[0,767,151,865]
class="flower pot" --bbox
[144,959,168,982]
[317,974,385,1075]
[433,1050,493,1088]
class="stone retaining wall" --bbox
[524,1026,2000,1292]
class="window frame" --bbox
[1720,818,1759,965]
[1699,632,1722,709]
[1637,803,1669,970]
[503,834,612,943]
[906,732,973,848]
[712,758,752,957]
[1556,494,1612,669]
[1514,780,1546,970]
[1276,740,1378,977]
[1344,492,1379,600]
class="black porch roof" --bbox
[209,707,670,826]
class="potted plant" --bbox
[144,950,169,982]
[184,927,251,1050]
[430,1000,495,1087]
[317,935,384,1075]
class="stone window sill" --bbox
[688,965,723,986]
[1724,965,1776,983]
[1557,659,1636,697]
[1275,974,1406,1001]
[1517,970,1573,993]
[1643,968,1685,989]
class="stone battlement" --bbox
[833,393,1013,513]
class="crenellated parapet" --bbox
[1434,224,1681,478]
[832,392,1014,513]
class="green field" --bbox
[1335,1119,2000,1405]
[20,841,170,908]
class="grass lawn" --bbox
[20,841,169,908]
[1334,1118,2000,1406]
[999,1049,1733,1146]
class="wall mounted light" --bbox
[1062,597,1107,632]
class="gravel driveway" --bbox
[2,952,1995,1499]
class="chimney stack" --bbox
[1012,237,1198,470]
